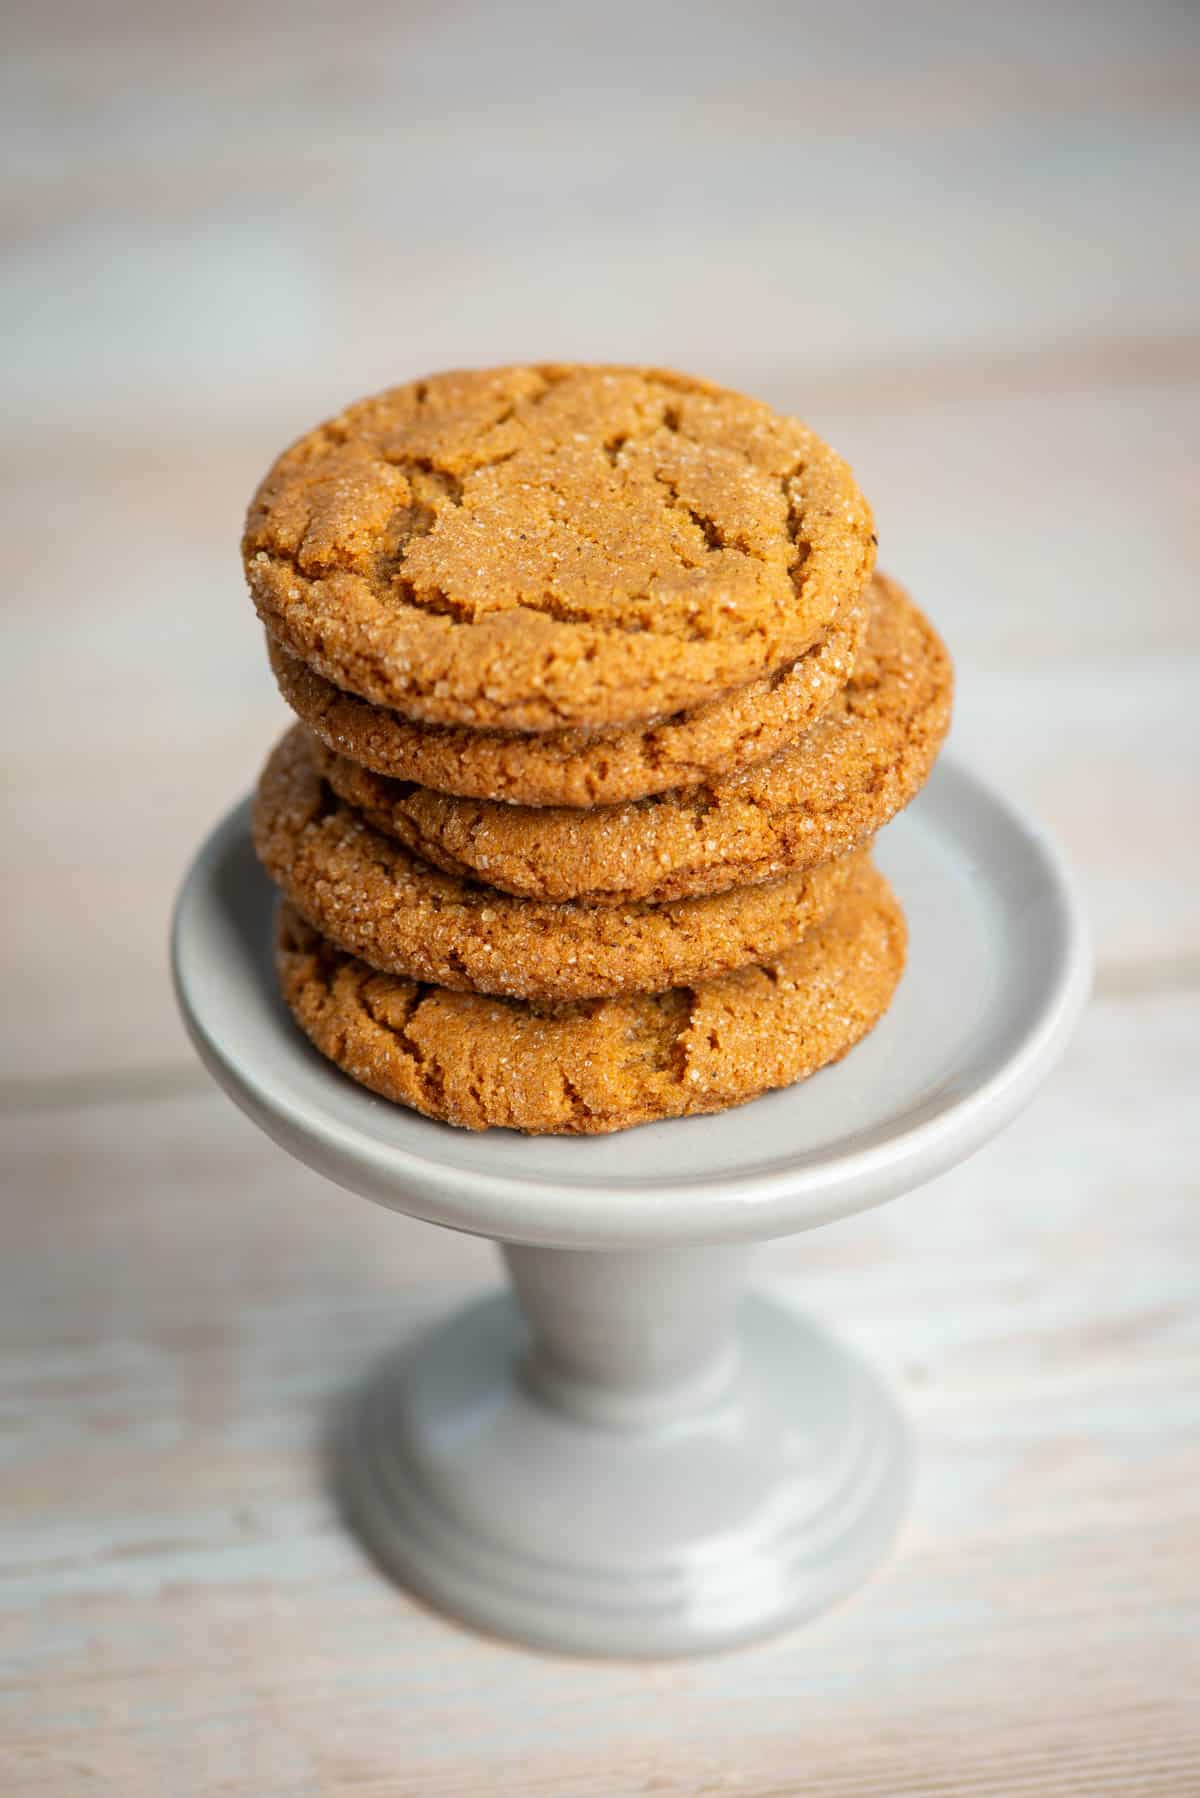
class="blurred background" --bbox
[5,0,1198,1082]
[4,3,1198,1792]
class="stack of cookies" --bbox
[244,366,952,1134]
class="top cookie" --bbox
[243,365,875,732]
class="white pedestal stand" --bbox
[173,760,1089,1657]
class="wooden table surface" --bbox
[3,4,1199,1792]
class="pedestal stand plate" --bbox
[172,759,1090,1658]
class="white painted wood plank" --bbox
[791,372,1200,669]
[6,373,1196,699]
[1,983,1197,1794]
[4,370,1198,1080]
[3,5,1197,442]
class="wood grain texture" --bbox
[2,0,1198,1789]
[2,990,1198,1795]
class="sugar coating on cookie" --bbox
[244,365,875,732]
[254,725,862,1002]
[266,585,869,809]
[319,574,952,904]
[274,859,906,1134]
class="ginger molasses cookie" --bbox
[255,726,861,1003]
[244,365,875,732]
[319,574,952,904]
[274,859,905,1134]
[265,585,868,809]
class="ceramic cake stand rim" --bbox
[171,756,1092,1252]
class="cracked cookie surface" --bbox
[319,574,952,903]
[244,364,875,731]
[274,860,905,1134]
[266,584,868,808]
[254,725,861,1001]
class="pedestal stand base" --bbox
[341,1291,909,1658]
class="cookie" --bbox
[244,364,875,732]
[265,584,868,808]
[320,573,952,904]
[255,725,861,1002]
[274,859,905,1134]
